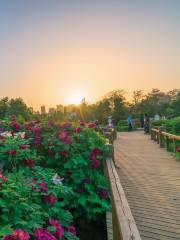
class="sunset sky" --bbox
[0,0,180,110]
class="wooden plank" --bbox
[114,132,180,240]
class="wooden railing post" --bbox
[166,136,169,151]
[173,139,176,153]
[159,127,164,148]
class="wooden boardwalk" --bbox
[114,131,180,240]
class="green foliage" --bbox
[0,167,77,239]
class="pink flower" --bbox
[44,193,57,207]
[0,171,6,183]
[58,131,71,145]
[74,127,81,134]
[3,229,30,240]
[9,150,17,156]
[34,228,57,240]
[3,235,16,240]
[64,136,71,145]
[58,131,69,140]
[14,229,30,240]
[48,219,64,239]
[11,122,20,131]
[88,122,97,129]
[39,182,47,193]
[98,188,108,199]
[24,122,34,130]
[32,127,41,134]
[11,115,17,121]
[25,159,34,168]
[89,148,101,160]
[59,123,72,129]
[67,226,76,236]
[19,145,28,149]
[91,159,100,169]
[48,120,55,126]
[79,121,86,126]
[59,151,68,157]
[47,149,54,154]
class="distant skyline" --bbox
[0,0,180,110]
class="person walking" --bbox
[127,115,133,131]
[140,114,144,128]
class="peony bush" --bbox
[0,116,111,239]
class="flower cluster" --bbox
[3,229,30,240]
[89,148,102,169]
[11,115,20,132]
[58,131,71,145]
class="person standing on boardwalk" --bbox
[140,114,144,128]
[144,114,150,133]
[108,116,113,128]
[127,115,133,131]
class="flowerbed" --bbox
[0,116,110,239]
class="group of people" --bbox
[127,114,150,133]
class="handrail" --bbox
[151,127,180,152]
[105,157,141,240]
[161,131,180,141]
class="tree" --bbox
[0,97,9,118]
[8,98,32,120]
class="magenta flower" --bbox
[9,149,17,156]
[24,122,34,130]
[59,122,72,129]
[98,188,108,199]
[48,120,55,126]
[59,151,68,157]
[32,127,41,134]
[48,218,64,239]
[25,159,34,168]
[91,159,100,169]
[34,228,57,240]
[39,181,47,193]
[79,121,86,126]
[74,127,81,134]
[58,131,71,145]
[44,193,57,207]
[11,122,20,131]
[58,131,69,140]
[64,136,71,144]
[3,235,16,240]
[67,226,76,236]
[11,115,17,121]
[88,122,97,129]
[89,148,101,160]
[83,178,91,184]
[3,229,30,240]
[19,144,28,149]
[0,173,6,183]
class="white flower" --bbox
[52,173,64,185]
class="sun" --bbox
[66,92,84,105]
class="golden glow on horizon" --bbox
[66,91,84,105]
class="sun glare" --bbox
[66,92,84,105]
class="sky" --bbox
[0,0,180,110]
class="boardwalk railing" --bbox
[104,157,141,240]
[102,128,141,240]
[151,127,180,152]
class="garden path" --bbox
[114,131,180,240]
